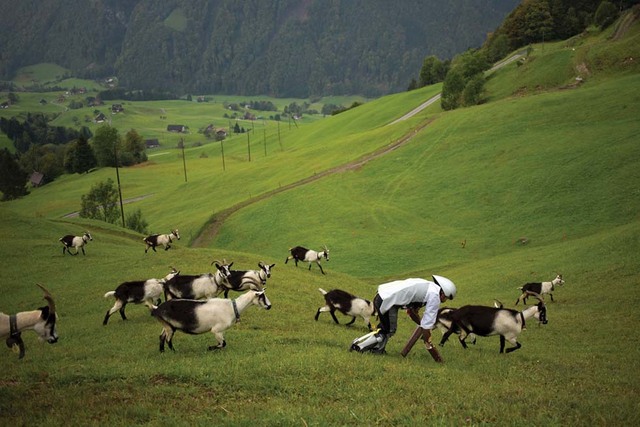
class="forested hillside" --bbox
[0,0,519,97]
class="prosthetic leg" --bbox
[349,329,389,354]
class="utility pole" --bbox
[220,140,226,171]
[263,124,267,157]
[247,131,251,162]
[181,138,187,182]
[114,142,125,227]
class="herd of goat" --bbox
[2,228,565,358]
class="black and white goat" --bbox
[152,289,272,352]
[143,229,180,253]
[515,274,565,305]
[103,267,180,325]
[1,284,58,359]
[163,261,232,301]
[435,307,477,347]
[315,288,376,331]
[222,261,275,298]
[440,295,548,353]
[59,231,92,256]
[285,245,329,274]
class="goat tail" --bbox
[318,288,327,295]
[517,286,523,290]
[104,291,116,298]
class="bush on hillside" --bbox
[126,208,148,234]
[80,178,119,223]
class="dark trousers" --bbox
[374,293,399,337]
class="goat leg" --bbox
[330,310,340,324]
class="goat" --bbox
[222,261,275,298]
[315,288,376,331]
[163,260,232,301]
[103,267,180,325]
[143,229,180,253]
[285,245,329,274]
[440,294,548,353]
[515,274,565,305]
[152,289,272,352]
[1,284,58,359]
[435,307,477,347]
[59,231,92,255]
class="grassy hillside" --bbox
[1,15,639,425]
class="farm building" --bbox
[167,124,187,133]
[145,139,160,149]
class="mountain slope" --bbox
[0,0,518,97]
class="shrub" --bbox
[126,208,148,234]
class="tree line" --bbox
[0,115,146,200]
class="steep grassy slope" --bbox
[214,70,640,279]
[1,17,639,425]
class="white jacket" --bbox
[377,278,441,329]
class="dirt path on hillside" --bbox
[191,50,528,247]
[191,118,434,247]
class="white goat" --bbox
[222,261,275,298]
[440,294,548,353]
[103,267,180,325]
[143,229,180,253]
[515,274,565,305]
[151,289,272,351]
[285,245,329,274]
[1,284,58,359]
[315,288,376,330]
[59,231,92,255]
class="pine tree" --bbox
[0,148,29,201]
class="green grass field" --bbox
[1,17,639,426]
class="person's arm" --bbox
[406,307,422,325]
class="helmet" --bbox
[433,275,456,300]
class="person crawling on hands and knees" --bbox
[365,275,456,359]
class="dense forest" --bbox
[0,0,520,97]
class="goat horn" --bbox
[36,283,56,314]
[258,261,264,267]
[169,266,178,273]
[527,291,545,303]
[211,259,222,266]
